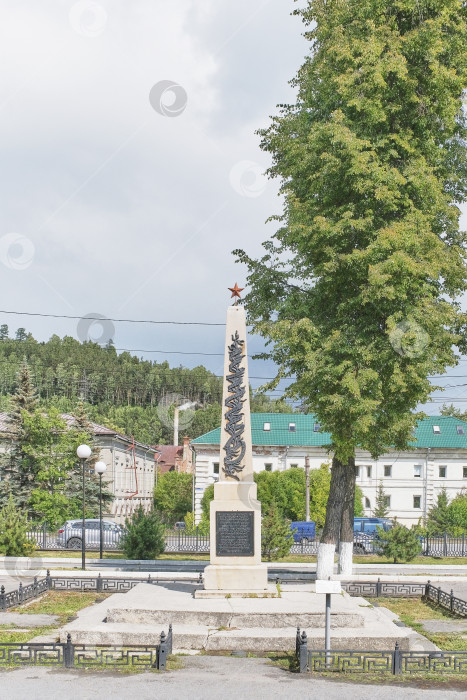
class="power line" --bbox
[0,310,225,326]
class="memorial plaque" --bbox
[216,511,254,557]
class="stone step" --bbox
[106,607,364,629]
[60,622,410,652]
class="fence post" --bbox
[463,534,465,558]
[196,526,199,553]
[63,633,75,669]
[18,582,23,605]
[392,641,402,676]
[0,585,5,611]
[33,577,38,597]
[443,532,448,557]
[96,573,103,593]
[299,630,308,673]
[438,586,441,605]
[157,630,167,670]
[42,522,47,550]
[376,578,382,597]
[167,623,173,654]
[46,569,52,590]
[425,580,431,598]
[450,589,454,613]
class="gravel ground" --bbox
[2,656,467,699]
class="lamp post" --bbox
[94,460,107,559]
[77,444,92,571]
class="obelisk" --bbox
[202,285,268,593]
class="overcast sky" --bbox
[0,0,466,412]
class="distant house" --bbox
[0,412,158,524]
[154,437,193,475]
[191,413,467,527]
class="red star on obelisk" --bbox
[228,283,244,304]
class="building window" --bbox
[263,422,271,431]
[290,463,298,468]
[289,423,296,432]
[213,462,219,474]
[384,496,391,508]
[414,465,422,478]
[366,466,372,479]
[464,467,467,479]
[457,425,465,435]
[433,425,441,434]
[439,466,446,478]
[413,495,421,509]
[264,463,272,472]
[313,422,321,432]
[384,465,392,478]
[365,497,371,509]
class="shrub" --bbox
[377,521,422,563]
[261,502,294,561]
[122,505,165,559]
[0,495,35,556]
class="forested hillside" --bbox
[0,325,294,444]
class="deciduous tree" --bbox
[236,0,467,578]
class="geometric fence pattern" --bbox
[0,629,172,670]
[296,629,467,675]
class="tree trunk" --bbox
[316,456,345,579]
[338,456,357,576]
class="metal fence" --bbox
[0,572,204,609]
[296,630,467,675]
[25,524,467,556]
[424,581,467,617]
[0,629,172,670]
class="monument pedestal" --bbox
[201,480,268,595]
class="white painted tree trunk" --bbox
[337,541,353,576]
[316,542,335,580]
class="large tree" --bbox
[236,0,467,577]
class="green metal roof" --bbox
[191,413,467,450]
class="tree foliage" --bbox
[427,488,467,535]
[122,505,165,559]
[0,367,112,524]
[261,501,295,561]
[153,471,192,525]
[377,521,422,563]
[236,0,467,463]
[200,466,363,527]
[373,481,390,518]
[0,495,35,556]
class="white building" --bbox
[191,413,467,527]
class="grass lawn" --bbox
[0,591,109,644]
[373,596,467,651]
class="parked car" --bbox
[57,519,124,549]
[353,517,392,553]
[290,521,316,543]
[174,522,186,530]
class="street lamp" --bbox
[94,460,107,559]
[77,444,92,571]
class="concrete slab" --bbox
[418,619,467,634]
[0,612,59,627]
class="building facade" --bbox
[191,413,467,527]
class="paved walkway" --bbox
[2,656,466,699]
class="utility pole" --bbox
[305,455,310,522]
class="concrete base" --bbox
[203,564,268,592]
[195,587,277,599]
[60,583,426,652]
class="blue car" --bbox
[353,517,392,553]
[291,521,316,543]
